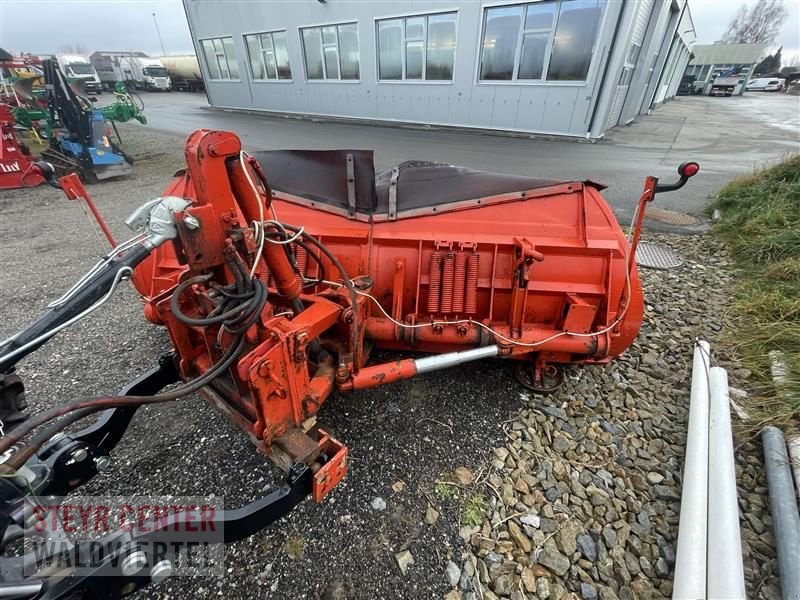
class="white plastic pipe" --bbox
[673,340,710,600]
[707,367,746,600]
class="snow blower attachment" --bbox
[0,130,699,598]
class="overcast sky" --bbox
[0,0,798,61]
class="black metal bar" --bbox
[0,360,316,599]
[68,354,179,451]
[654,161,699,194]
[8,464,313,600]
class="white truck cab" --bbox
[55,54,102,94]
[132,57,171,91]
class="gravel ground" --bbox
[0,123,780,599]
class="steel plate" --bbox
[636,242,684,270]
[644,207,700,226]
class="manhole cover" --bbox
[636,242,684,269]
[645,207,701,226]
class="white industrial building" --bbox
[182,0,695,139]
[684,43,768,96]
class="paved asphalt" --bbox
[136,90,799,224]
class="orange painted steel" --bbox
[60,173,117,248]
[67,128,690,501]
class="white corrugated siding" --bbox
[606,0,653,129]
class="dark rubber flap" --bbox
[375,161,566,213]
[251,149,377,212]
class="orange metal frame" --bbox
[62,129,651,501]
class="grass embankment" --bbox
[708,155,800,431]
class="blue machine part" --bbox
[56,111,126,166]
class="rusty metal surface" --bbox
[635,241,685,269]
[645,206,701,226]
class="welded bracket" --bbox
[346,153,356,219]
[388,167,399,220]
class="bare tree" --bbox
[722,0,788,45]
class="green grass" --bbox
[461,494,488,526]
[707,155,800,431]
[434,482,455,501]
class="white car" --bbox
[746,78,785,92]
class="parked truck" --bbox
[90,52,171,91]
[55,54,102,94]
[159,55,204,92]
[709,66,747,97]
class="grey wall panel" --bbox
[467,87,495,126]
[515,87,548,132]
[490,87,522,130]
[448,89,472,124]
[427,89,452,123]
[541,87,580,134]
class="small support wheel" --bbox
[514,361,564,393]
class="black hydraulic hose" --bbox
[0,334,247,468]
[296,239,326,288]
[225,281,268,335]
[280,225,360,371]
[170,275,262,327]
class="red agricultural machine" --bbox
[0,128,698,598]
[0,105,44,189]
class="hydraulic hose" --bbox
[0,334,247,469]
[279,225,361,371]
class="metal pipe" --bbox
[345,345,499,391]
[415,345,498,374]
[762,426,800,600]
[707,367,745,600]
[673,340,710,600]
[0,582,44,598]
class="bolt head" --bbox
[94,455,111,472]
[71,447,88,462]
[184,215,201,230]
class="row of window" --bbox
[199,0,605,85]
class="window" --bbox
[300,22,360,80]
[376,11,457,81]
[245,30,292,80]
[478,0,604,83]
[200,37,239,80]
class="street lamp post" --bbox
[152,12,167,56]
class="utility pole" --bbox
[152,12,167,56]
